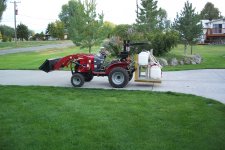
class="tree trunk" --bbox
[184,43,187,55]
[89,46,91,54]
[191,44,193,55]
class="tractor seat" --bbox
[94,54,105,71]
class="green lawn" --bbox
[0,44,224,70]
[163,44,225,71]
[0,40,71,50]
[0,46,99,70]
[0,86,224,150]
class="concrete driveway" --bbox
[0,69,224,104]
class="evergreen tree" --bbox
[173,1,202,55]
[200,2,222,21]
[136,0,158,32]
[133,0,177,56]
[17,23,29,41]
[136,0,168,32]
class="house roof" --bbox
[202,18,225,24]
[201,18,225,28]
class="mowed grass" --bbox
[0,40,70,50]
[164,44,225,71]
[0,86,225,150]
[0,46,99,70]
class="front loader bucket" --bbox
[39,58,61,73]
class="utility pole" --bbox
[10,1,20,43]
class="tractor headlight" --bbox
[87,64,90,69]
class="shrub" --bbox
[146,31,179,56]
[102,37,123,57]
[113,24,133,40]
[2,36,9,42]
[102,31,179,57]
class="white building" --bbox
[201,18,225,44]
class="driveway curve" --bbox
[0,69,224,104]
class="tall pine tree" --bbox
[136,0,158,32]
[136,0,167,33]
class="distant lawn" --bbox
[163,44,225,71]
[0,40,71,50]
[0,46,99,70]
[0,44,224,70]
[0,86,224,150]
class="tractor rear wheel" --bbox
[108,67,129,88]
[71,73,85,87]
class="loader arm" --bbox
[53,55,79,70]
[39,54,79,72]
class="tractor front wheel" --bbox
[108,67,129,88]
[71,73,85,87]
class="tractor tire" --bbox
[71,73,85,87]
[84,73,94,82]
[108,67,129,88]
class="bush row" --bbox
[102,30,179,57]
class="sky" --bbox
[1,0,224,33]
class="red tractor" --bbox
[39,41,136,88]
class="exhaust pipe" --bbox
[39,58,61,73]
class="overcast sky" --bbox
[1,0,224,33]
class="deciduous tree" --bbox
[200,2,222,21]
[59,0,104,53]
[32,32,45,41]
[113,24,133,40]
[99,21,115,39]
[0,25,14,38]
[46,20,65,40]
[0,0,7,21]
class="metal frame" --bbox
[134,54,161,83]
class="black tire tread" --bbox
[84,73,94,82]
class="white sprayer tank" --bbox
[138,51,150,65]
[150,65,161,79]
